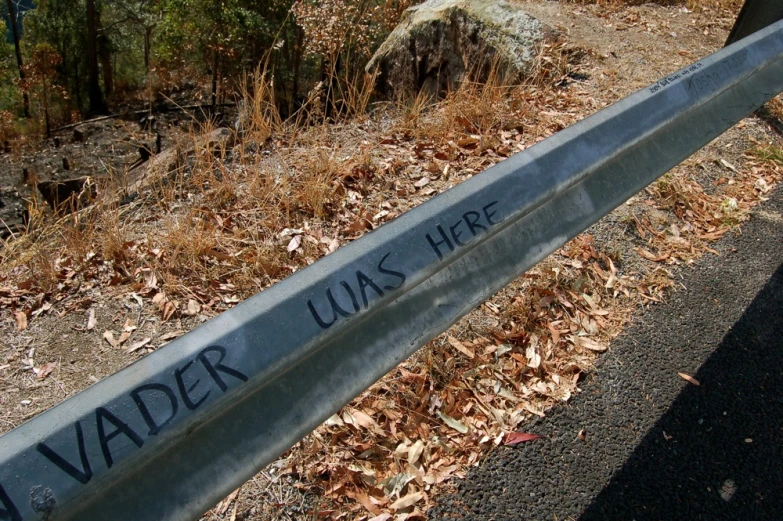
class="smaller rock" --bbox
[139,115,156,131]
[138,143,151,162]
[719,479,737,502]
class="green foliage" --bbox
[751,144,783,166]
[0,28,19,114]
[22,43,70,133]
[158,0,279,64]
[2,0,413,125]
[24,0,88,108]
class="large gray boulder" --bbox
[366,0,553,98]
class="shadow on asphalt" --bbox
[579,262,783,521]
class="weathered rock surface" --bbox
[37,177,98,212]
[124,127,234,195]
[366,0,553,98]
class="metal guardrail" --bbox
[1,21,782,521]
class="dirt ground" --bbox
[1,1,781,520]
[0,104,234,240]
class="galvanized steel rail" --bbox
[2,21,783,521]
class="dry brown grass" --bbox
[570,0,742,9]
[0,66,389,310]
[389,39,588,147]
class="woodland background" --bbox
[1,0,413,135]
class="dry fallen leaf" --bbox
[32,301,52,318]
[504,432,543,445]
[287,235,302,252]
[103,330,119,348]
[447,336,475,359]
[425,161,440,173]
[407,439,425,466]
[86,309,97,330]
[678,372,700,386]
[207,249,231,261]
[413,177,430,188]
[390,491,424,511]
[162,301,177,322]
[457,136,479,148]
[372,209,390,222]
[635,247,669,262]
[126,337,151,353]
[185,299,201,316]
[526,343,542,369]
[14,311,27,331]
[123,318,136,332]
[344,214,372,235]
[345,487,381,516]
[33,361,58,380]
[143,269,158,288]
[215,488,240,515]
[345,408,384,435]
[720,158,738,173]
[160,330,184,341]
[577,337,608,352]
[438,411,468,434]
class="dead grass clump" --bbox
[339,71,378,120]
[237,70,283,144]
[570,0,742,10]
[648,171,751,231]
[391,39,588,147]
[162,214,220,275]
[288,148,344,219]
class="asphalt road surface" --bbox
[431,185,783,521]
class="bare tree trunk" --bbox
[97,14,113,98]
[100,43,114,97]
[144,27,152,71]
[211,48,219,112]
[86,0,108,115]
[42,82,51,137]
[6,0,30,118]
[73,60,83,111]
